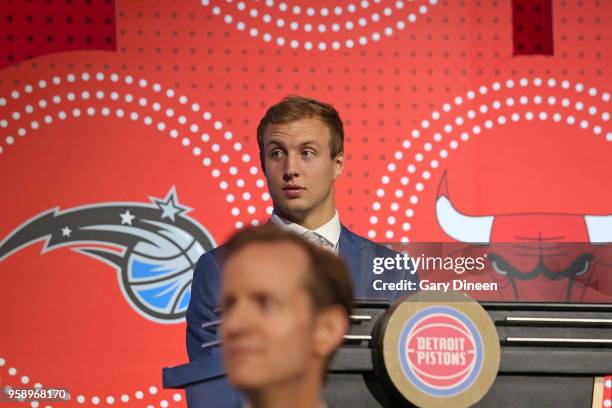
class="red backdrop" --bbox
[0,1,610,406]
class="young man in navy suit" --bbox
[185,96,417,407]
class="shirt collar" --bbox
[270,210,341,248]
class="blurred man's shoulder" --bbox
[194,245,224,272]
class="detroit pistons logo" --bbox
[399,306,484,397]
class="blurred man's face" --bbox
[262,117,344,224]
[220,242,316,390]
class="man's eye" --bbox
[301,150,315,158]
[220,299,235,315]
[269,150,285,159]
[255,295,273,311]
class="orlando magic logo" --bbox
[0,187,215,323]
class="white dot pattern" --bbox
[201,0,439,51]
[0,72,266,228]
[366,77,611,240]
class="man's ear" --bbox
[313,306,349,359]
[333,152,344,180]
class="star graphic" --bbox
[119,209,135,225]
[150,186,192,222]
[61,226,72,237]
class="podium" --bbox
[163,300,612,407]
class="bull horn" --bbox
[436,171,494,243]
[584,215,612,243]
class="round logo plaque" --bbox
[381,291,500,407]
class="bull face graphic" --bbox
[435,172,612,302]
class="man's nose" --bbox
[283,152,300,180]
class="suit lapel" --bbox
[338,225,367,298]
[267,219,371,298]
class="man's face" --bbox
[220,242,317,390]
[262,117,344,221]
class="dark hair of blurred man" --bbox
[219,225,353,408]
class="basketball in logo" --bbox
[400,306,483,397]
[124,219,207,322]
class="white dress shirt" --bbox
[269,210,341,252]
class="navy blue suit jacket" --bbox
[185,225,417,407]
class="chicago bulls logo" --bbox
[0,187,215,322]
[435,172,612,301]
[436,172,612,244]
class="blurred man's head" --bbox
[219,225,353,395]
[257,96,345,228]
